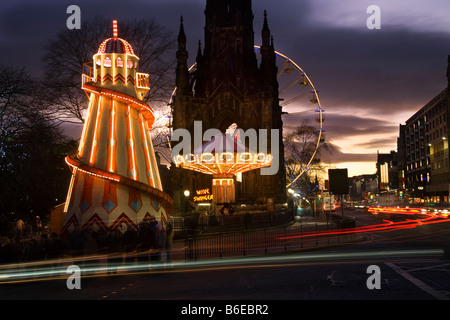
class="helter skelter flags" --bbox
[62,20,173,235]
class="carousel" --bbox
[173,133,272,205]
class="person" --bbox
[166,223,174,267]
[16,219,25,241]
[136,218,151,262]
[69,228,85,256]
[46,232,63,262]
[82,230,98,255]
[148,216,160,264]
[35,216,42,236]
[157,222,167,265]
[106,229,121,274]
[0,237,13,263]
[122,225,137,264]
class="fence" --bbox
[169,208,295,233]
[184,217,358,261]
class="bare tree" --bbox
[284,120,331,194]
[0,65,76,217]
[42,16,176,125]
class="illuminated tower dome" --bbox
[62,21,173,235]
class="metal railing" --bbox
[184,217,358,261]
[169,209,295,233]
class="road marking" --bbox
[385,262,450,300]
[406,262,450,273]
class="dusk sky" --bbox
[1,0,449,177]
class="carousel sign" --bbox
[193,188,214,202]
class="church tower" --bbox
[171,0,286,214]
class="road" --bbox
[2,208,450,305]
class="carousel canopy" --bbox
[173,133,272,176]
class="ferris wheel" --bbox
[165,46,325,188]
[254,46,325,188]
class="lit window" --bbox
[96,58,101,67]
[104,57,112,67]
[116,57,123,68]
[127,59,133,69]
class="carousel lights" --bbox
[82,86,152,113]
[65,156,120,183]
[201,153,215,163]
[108,100,116,173]
[173,152,272,166]
[127,105,138,181]
[113,20,118,38]
[97,38,135,55]
[81,85,154,125]
[78,97,94,157]
[89,96,102,165]
[213,178,233,185]
[112,54,116,84]
[140,115,155,187]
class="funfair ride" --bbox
[62,21,173,235]
[173,133,272,204]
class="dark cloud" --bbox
[282,112,389,165]
[321,144,377,163]
[280,27,450,116]
[352,138,398,150]
[283,112,399,142]
[0,0,205,76]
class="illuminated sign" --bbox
[193,188,213,202]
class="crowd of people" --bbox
[0,215,175,268]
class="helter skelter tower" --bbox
[62,21,173,235]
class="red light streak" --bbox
[278,207,449,241]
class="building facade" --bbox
[377,151,399,195]
[396,56,450,204]
[171,0,286,214]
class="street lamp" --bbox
[184,190,190,217]
[287,188,295,215]
[183,189,192,259]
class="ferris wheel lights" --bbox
[299,73,308,87]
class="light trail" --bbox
[0,248,444,284]
[279,206,450,241]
